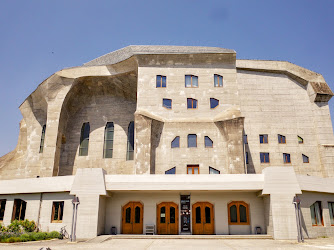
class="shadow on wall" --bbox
[150,120,164,174]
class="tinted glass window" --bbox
[239,205,247,223]
[205,206,211,223]
[163,99,172,109]
[214,74,223,87]
[160,206,166,223]
[0,200,6,221]
[79,122,90,156]
[196,206,201,223]
[188,134,197,148]
[125,207,131,223]
[103,122,114,158]
[230,205,237,223]
[135,206,140,223]
[210,98,219,109]
[170,206,176,223]
[165,167,176,174]
[205,136,213,148]
[303,154,309,163]
[187,98,198,109]
[156,75,167,88]
[209,167,220,174]
[126,121,135,160]
[39,125,46,153]
[171,136,180,148]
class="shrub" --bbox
[47,231,60,239]
[32,232,47,241]
[20,220,36,232]
[19,234,30,242]
[7,220,22,233]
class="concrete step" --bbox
[107,234,273,240]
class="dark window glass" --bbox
[125,207,131,223]
[165,167,176,174]
[245,152,249,164]
[188,134,197,148]
[259,134,268,144]
[196,206,201,223]
[103,122,114,158]
[0,200,6,221]
[187,98,198,109]
[135,206,140,223]
[210,98,219,109]
[205,206,211,223]
[39,125,46,153]
[328,202,334,225]
[185,75,198,87]
[170,206,176,224]
[204,136,213,148]
[260,152,270,163]
[310,201,323,226]
[163,99,172,109]
[239,205,247,223]
[283,153,291,163]
[171,136,180,148]
[79,122,90,156]
[298,136,303,144]
[209,167,220,174]
[160,207,166,223]
[214,74,223,87]
[156,75,167,88]
[12,199,26,221]
[278,134,286,144]
[303,154,309,163]
[52,201,64,222]
[126,121,135,160]
[230,205,237,223]
[244,135,248,144]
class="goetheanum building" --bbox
[0,45,334,240]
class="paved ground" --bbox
[0,237,334,249]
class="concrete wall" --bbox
[105,191,265,235]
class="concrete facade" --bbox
[0,45,334,240]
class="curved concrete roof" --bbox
[84,45,236,66]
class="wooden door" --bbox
[192,202,214,235]
[157,202,179,235]
[122,202,143,234]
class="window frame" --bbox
[260,152,270,163]
[228,201,250,225]
[302,154,309,163]
[187,134,197,148]
[187,165,199,174]
[278,134,286,144]
[156,75,167,88]
[171,136,180,148]
[259,134,268,144]
[11,199,27,221]
[214,74,223,87]
[185,75,198,88]
[204,136,213,148]
[162,98,172,109]
[187,98,198,109]
[310,201,323,226]
[51,201,64,223]
[210,98,219,109]
[283,153,291,164]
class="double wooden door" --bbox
[122,202,143,234]
[192,202,214,235]
[157,202,179,235]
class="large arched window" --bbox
[39,124,46,153]
[228,201,249,225]
[79,122,90,156]
[103,122,114,158]
[126,121,134,160]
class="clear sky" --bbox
[0,0,334,156]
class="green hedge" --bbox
[0,231,60,243]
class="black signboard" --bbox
[180,195,190,232]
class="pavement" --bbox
[0,237,334,249]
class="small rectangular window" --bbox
[187,98,198,109]
[12,199,27,221]
[103,122,114,158]
[243,135,248,144]
[79,122,90,156]
[163,98,172,109]
[298,136,303,144]
[209,167,220,174]
[204,136,213,148]
[165,167,176,174]
[310,201,323,226]
[185,75,198,87]
[156,75,166,88]
[0,199,6,221]
[210,98,219,109]
[260,152,270,163]
[302,154,309,163]
[39,125,46,153]
[171,136,180,148]
[187,165,199,174]
[214,74,223,87]
[245,152,249,164]
[51,201,64,223]
[283,153,291,164]
[278,134,286,144]
[259,134,268,144]
[328,202,334,226]
[188,134,197,148]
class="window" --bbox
[79,122,90,156]
[243,134,248,144]
[103,122,114,158]
[328,202,334,226]
[165,167,176,174]
[163,98,172,109]
[51,201,64,223]
[187,165,199,174]
[185,75,198,87]
[228,201,249,225]
[259,134,268,144]
[210,98,219,109]
[156,75,166,88]
[209,167,220,174]
[303,154,309,163]
[188,134,197,148]
[298,136,304,144]
[260,152,270,163]
[283,153,291,164]
[214,74,223,87]
[187,98,198,109]
[278,134,286,144]
[12,199,26,221]
[245,152,249,164]
[0,199,6,221]
[204,136,213,148]
[39,124,46,153]
[171,136,180,148]
[126,121,135,160]
[310,201,323,226]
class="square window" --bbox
[214,74,223,87]
[259,134,268,144]
[187,98,198,109]
[210,98,219,109]
[204,136,213,148]
[51,201,64,223]
[171,136,180,148]
[187,165,199,174]
[188,134,197,148]
[278,134,286,144]
[163,98,172,109]
[302,154,309,163]
[209,167,220,174]
[260,152,270,163]
[283,153,291,164]
[185,75,198,87]
[156,75,166,88]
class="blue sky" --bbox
[0,0,334,156]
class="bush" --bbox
[20,220,36,232]
[32,232,48,241]
[19,234,30,242]
[47,231,60,239]
[7,220,22,233]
